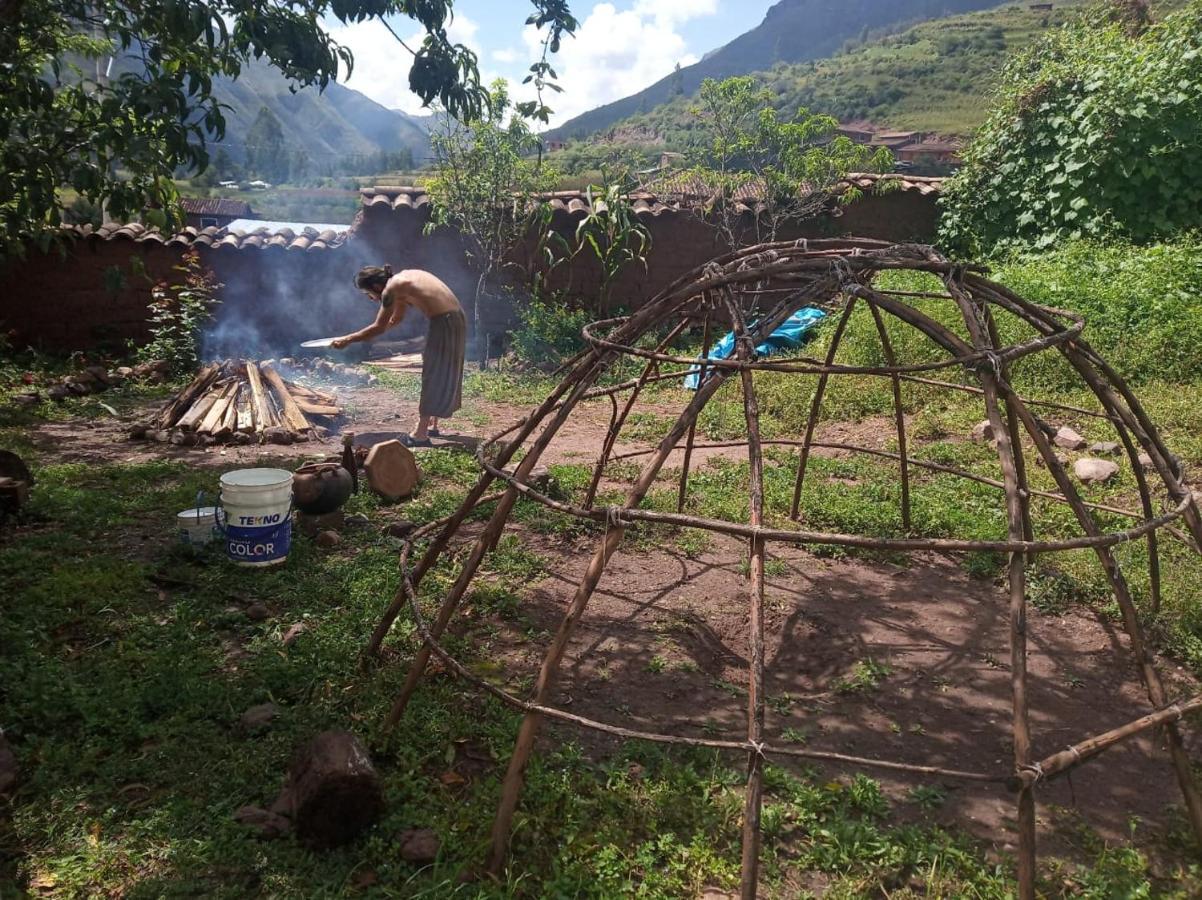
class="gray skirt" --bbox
[420,309,466,417]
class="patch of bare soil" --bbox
[449,530,1199,864]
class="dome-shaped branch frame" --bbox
[366,239,1202,899]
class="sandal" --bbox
[400,434,433,448]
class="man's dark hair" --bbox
[354,264,393,291]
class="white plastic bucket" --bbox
[177,506,220,547]
[219,468,294,567]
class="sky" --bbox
[325,0,777,127]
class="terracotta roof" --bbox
[360,173,943,219]
[179,197,255,217]
[63,222,350,252]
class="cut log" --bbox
[197,381,237,434]
[152,362,221,428]
[245,364,273,433]
[364,440,419,500]
[261,364,313,435]
[274,731,383,849]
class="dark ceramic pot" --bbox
[293,462,353,515]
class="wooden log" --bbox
[291,397,342,416]
[246,363,273,433]
[198,382,237,434]
[235,388,254,433]
[216,385,240,438]
[285,380,337,406]
[176,380,227,431]
[261,364,311,435]
[274,731,383,849]
[152,362,220,428]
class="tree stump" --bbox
[277,731,382,848]
[364,440,419,500]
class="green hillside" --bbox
[547,0,1010,141]
[572,0,1182,149]
[210,58,430,173]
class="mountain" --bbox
[210,59,430,170]
[546,0,1010,140]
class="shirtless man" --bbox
[334,266,466,447]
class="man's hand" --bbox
[331,336,353,349]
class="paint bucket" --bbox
[218,468,294,567]
[176,505,221,547]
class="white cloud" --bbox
[518,1,716,127]
[491,47,519,64]
[326,13,483,115]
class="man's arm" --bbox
[332,294,405,348]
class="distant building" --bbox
[871,131,922,149]
[543,139,569,153]
[180,197,255,230]
[836,125,875,143]
[1029,3,1053,10]
[893,140,962,167]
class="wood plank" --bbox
[293,398,342,417]
[285,380,337,405]
[217,385,240,437]
[153,362,221,428]
[261,363,312,434]
[198,381,237,434]
[246,363,273,433]
[176,379,229,431]
[236,388,254,433]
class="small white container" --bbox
[177,506,220,547]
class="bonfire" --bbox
[133,360,342,445]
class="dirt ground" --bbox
[15,376,1201,866]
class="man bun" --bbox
[354,265,392,291]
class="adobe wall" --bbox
[0,189,939,354]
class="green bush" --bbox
[135,250,222,374]
[509,295,590,369]
[940,0,1202,251]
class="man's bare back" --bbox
[381,270,462,319]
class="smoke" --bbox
[198,221,483,362]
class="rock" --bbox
[1088,441,1121,455]
[13,392,41,408]
[383,521,416,539]
[47,384,71,402]
[297,509,345,538]
[1054,426,1087,451]
[264,427,293,445]
[234,805,292,839]
[0,730,17,796]
[115,366,134,377]
[699,889,736,900]
[169,431,202,447]
[282,623,308,646]
[970,420,994,443]
[84,365,112,386]
[1035,451,1069,469]
[344,513,371,528]
[245,602,271,622]
[65,381,91,396]
[398,827,441,864]
[1138,452,1155,472]
[1074,457,1119,484]
[315,530,342,549]
[280,731,383,849]
[240,702,280,732]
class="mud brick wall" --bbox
[0,188,939,353]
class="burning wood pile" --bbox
[132,360,342,445]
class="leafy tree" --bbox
[245,106,287,183]
[680,76,893,247]
[425,81,560,365]
[0,0,577,260]
[939,0,1202,252]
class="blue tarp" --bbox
[685,306,828,389]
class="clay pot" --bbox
[292,462,353,515]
